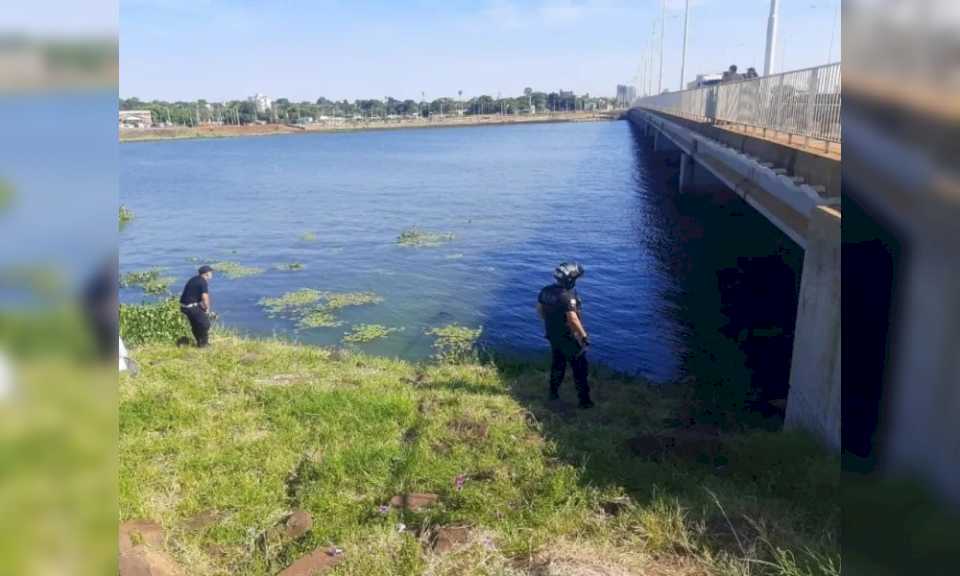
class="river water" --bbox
[121,120,796,385]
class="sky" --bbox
[114,0,841,102]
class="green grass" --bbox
[120,335,838,576]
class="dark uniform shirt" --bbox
[538,284,581,341]
[179,275,208,306]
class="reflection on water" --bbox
[121,120,799,388]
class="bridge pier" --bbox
[785,206,841,449]
[679,152,694,193]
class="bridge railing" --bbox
[632,63,842,144]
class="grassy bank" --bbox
[119,112,621,143]
[120,334,839,575]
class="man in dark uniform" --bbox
[537,262,593,408]
[180,265,214,347]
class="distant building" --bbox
[119,110,153,128]
[616,84,637,108]
[250,93,272,113]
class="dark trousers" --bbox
[182,306,210,347]
[549,340,590,402]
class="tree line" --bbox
[120,89,617,126]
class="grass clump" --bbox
[210,261,264,279]
[343,324,399,344]
[120,336,839,576]
[427,324,482,363]
[119,204,135,230]
[119,299,191,346]
[397,227,456,247]
[120,269,176,297]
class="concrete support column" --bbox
[785,206,841,449]
[679,152,693,193]
[884,242,960,504]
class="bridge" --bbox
[627,62,842,449]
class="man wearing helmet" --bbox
[537,262,594,409]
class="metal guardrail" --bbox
[632,63,842,143]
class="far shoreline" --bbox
[119,110,624,143]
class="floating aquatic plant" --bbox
[210,261,264,279]
[426,324,483,363]
[396,227,455,247]
[119,204,135,230]
[342,324,399,344]
[300,232,317,242]
[0,178,14,214]
[322,291,383,311]
[275,262,304,271]
[120,269,175,296]
[299,309,343,329]
[258,288,325,317]
[259,289,383,330]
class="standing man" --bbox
[180,265,214,347]
[537,262,593,409]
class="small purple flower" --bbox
[378,504,390,514]
[454,474,466,492]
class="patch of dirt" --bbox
[521,541,707,576]
[402,427,420,445]
[120,547,185,576]
[119,520,185,576]
[254,373,305,387]
[277,547,344,576]
[447,418,488,442]
[283,510,314,540]
[431,525,472,554]
[389,492,439,511]
[182,510,226,532]
[600,497,633,517]
[120,520,165,552]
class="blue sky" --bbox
[116,0,840,101]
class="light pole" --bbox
[763,0,780,76]
[658,0,665,95]
[680,0,690,90]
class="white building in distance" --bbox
[250,94,272,113]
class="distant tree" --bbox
[238,101,257,124]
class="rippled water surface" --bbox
[120,121,690,381]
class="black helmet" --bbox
[553,262,584,288]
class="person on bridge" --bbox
[537,262,594,409]
[180,265,215,347]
